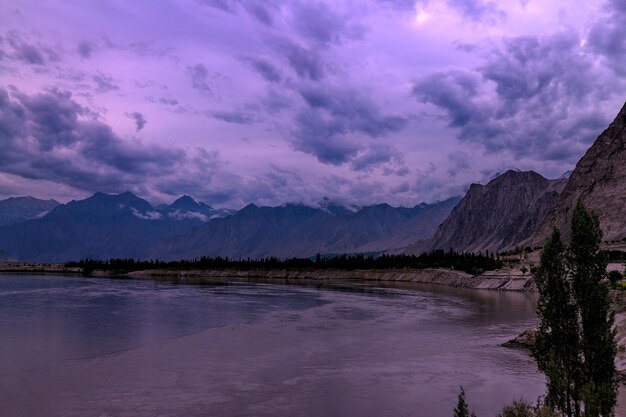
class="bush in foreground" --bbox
[496,400,558,417]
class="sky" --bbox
[0,0,625,209]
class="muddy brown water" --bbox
[1,274,624,416]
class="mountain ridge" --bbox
[528,102,626,245]
[406,170,566,254]
[0,196,60,226]
[0,192,459,262]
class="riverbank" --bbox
[0,261,537,291]
[0,262,81,274]
[122,267,538,291]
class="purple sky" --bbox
[1,0,625,208]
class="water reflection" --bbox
[0,274,623,417]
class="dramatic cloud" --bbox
[92,72,120,93]
[125,111,147,131]
[208,110,256,125]
[587,0,626,75]
[0,0,624,207]
[77,41,94,59]
[4,31,60,66]
[243,56,282,83]
[0,87,239,204]
[447,0,504,21]
[292,84,406,167]
[413,30,620,163]
[188,63,214,95]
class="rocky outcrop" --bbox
[408,171,566,254]
[0,196,59,226]
[529,102,626,245]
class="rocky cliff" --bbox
[0,196,59,226]
[529,102,626,245]
[409,170,566,254]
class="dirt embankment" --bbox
[124,267,537,291]
[0,262,80,274]
[0,261,537,291]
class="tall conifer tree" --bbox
[534,228,582,417]
[534,200,617,417]
[568,200,617,416]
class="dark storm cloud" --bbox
[195,0,236,12]
[291,110,360,165]
[277,39,326,80]
[241,2,279,26]
[447,0,504,21]
[375,0,418,11]
[292,85,406,168]
[188,63,213,95]
[413,31,615,163]
[158,97,179,106]
[92,72,120,93]
[587,0,626,75]
[414,69,484,128]
[77,41,94,59]
[125,111,147,131]
[243,56,282,83]
[208,110,256,124]
[0,87,238,197]
[351,145,400,171]
[4,31,60,66]
[298,85,406,137]
[195,0,281,25]
[290,2,359,45]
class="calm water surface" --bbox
[0,274,623,417]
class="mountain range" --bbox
[2,101,625,262]
[0,192,458,262]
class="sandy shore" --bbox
[0,261,536,291]
[122,267,538,291]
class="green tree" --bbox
[454,386,476,417]
[533,228,582,417]
[534,200,618,417]
[607,270,622,286]
[568,200,618,416]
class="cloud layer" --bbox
[0,0,624,207]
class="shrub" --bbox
[608,270,623,285]
[497,400,558,417]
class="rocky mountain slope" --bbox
[407,171,566,254]
[149,198,459,260]
[529,102,626,245]
[0,192,458,262]
[0,196,59,226]
[0,192,224,262]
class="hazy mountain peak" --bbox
[317,197,359,216]
[171,195,201,209]
[239,203,259,213]
[0,196,61,226]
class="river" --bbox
[0,274,621,416]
